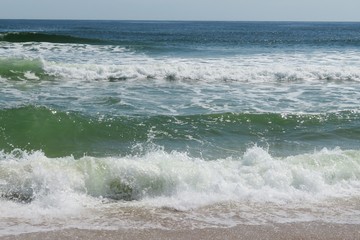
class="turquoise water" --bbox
[0,20,360,235]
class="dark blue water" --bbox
[2,20,360,56]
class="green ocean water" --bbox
[1,106,360,158]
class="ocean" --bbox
[0,20,360,236]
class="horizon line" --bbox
[1,18,360,23]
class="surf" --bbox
[1,147,359,204]
[1,20,360,236]
[1,147,359,235]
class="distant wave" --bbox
[1,56,360,82]
[0,32,104,44]
[40,59,360,82]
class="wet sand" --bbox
[1,222,359,240]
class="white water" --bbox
[2,42,360,117]
[0,147,359,235]
[1,42,360,82]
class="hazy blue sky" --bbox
[1,0,359,21]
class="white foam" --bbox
[1,147,360,234]
[2,42,360,83]
[2,42,360,115]
[23,71,40,80]
[1,147,359,208]
[40,57,360,83]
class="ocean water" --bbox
[0,20,360,235]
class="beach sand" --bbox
[1,222,359,240]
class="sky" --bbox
[0,0,359,21]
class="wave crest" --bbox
[0,58,49,81]
[42,60,360,82]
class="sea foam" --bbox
[1,42,360,82]
[1,147,360,234]
[1,147,359,208]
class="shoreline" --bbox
[1,222,360,240]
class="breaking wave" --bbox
[0,147,359,204]
[1,56,360,83]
